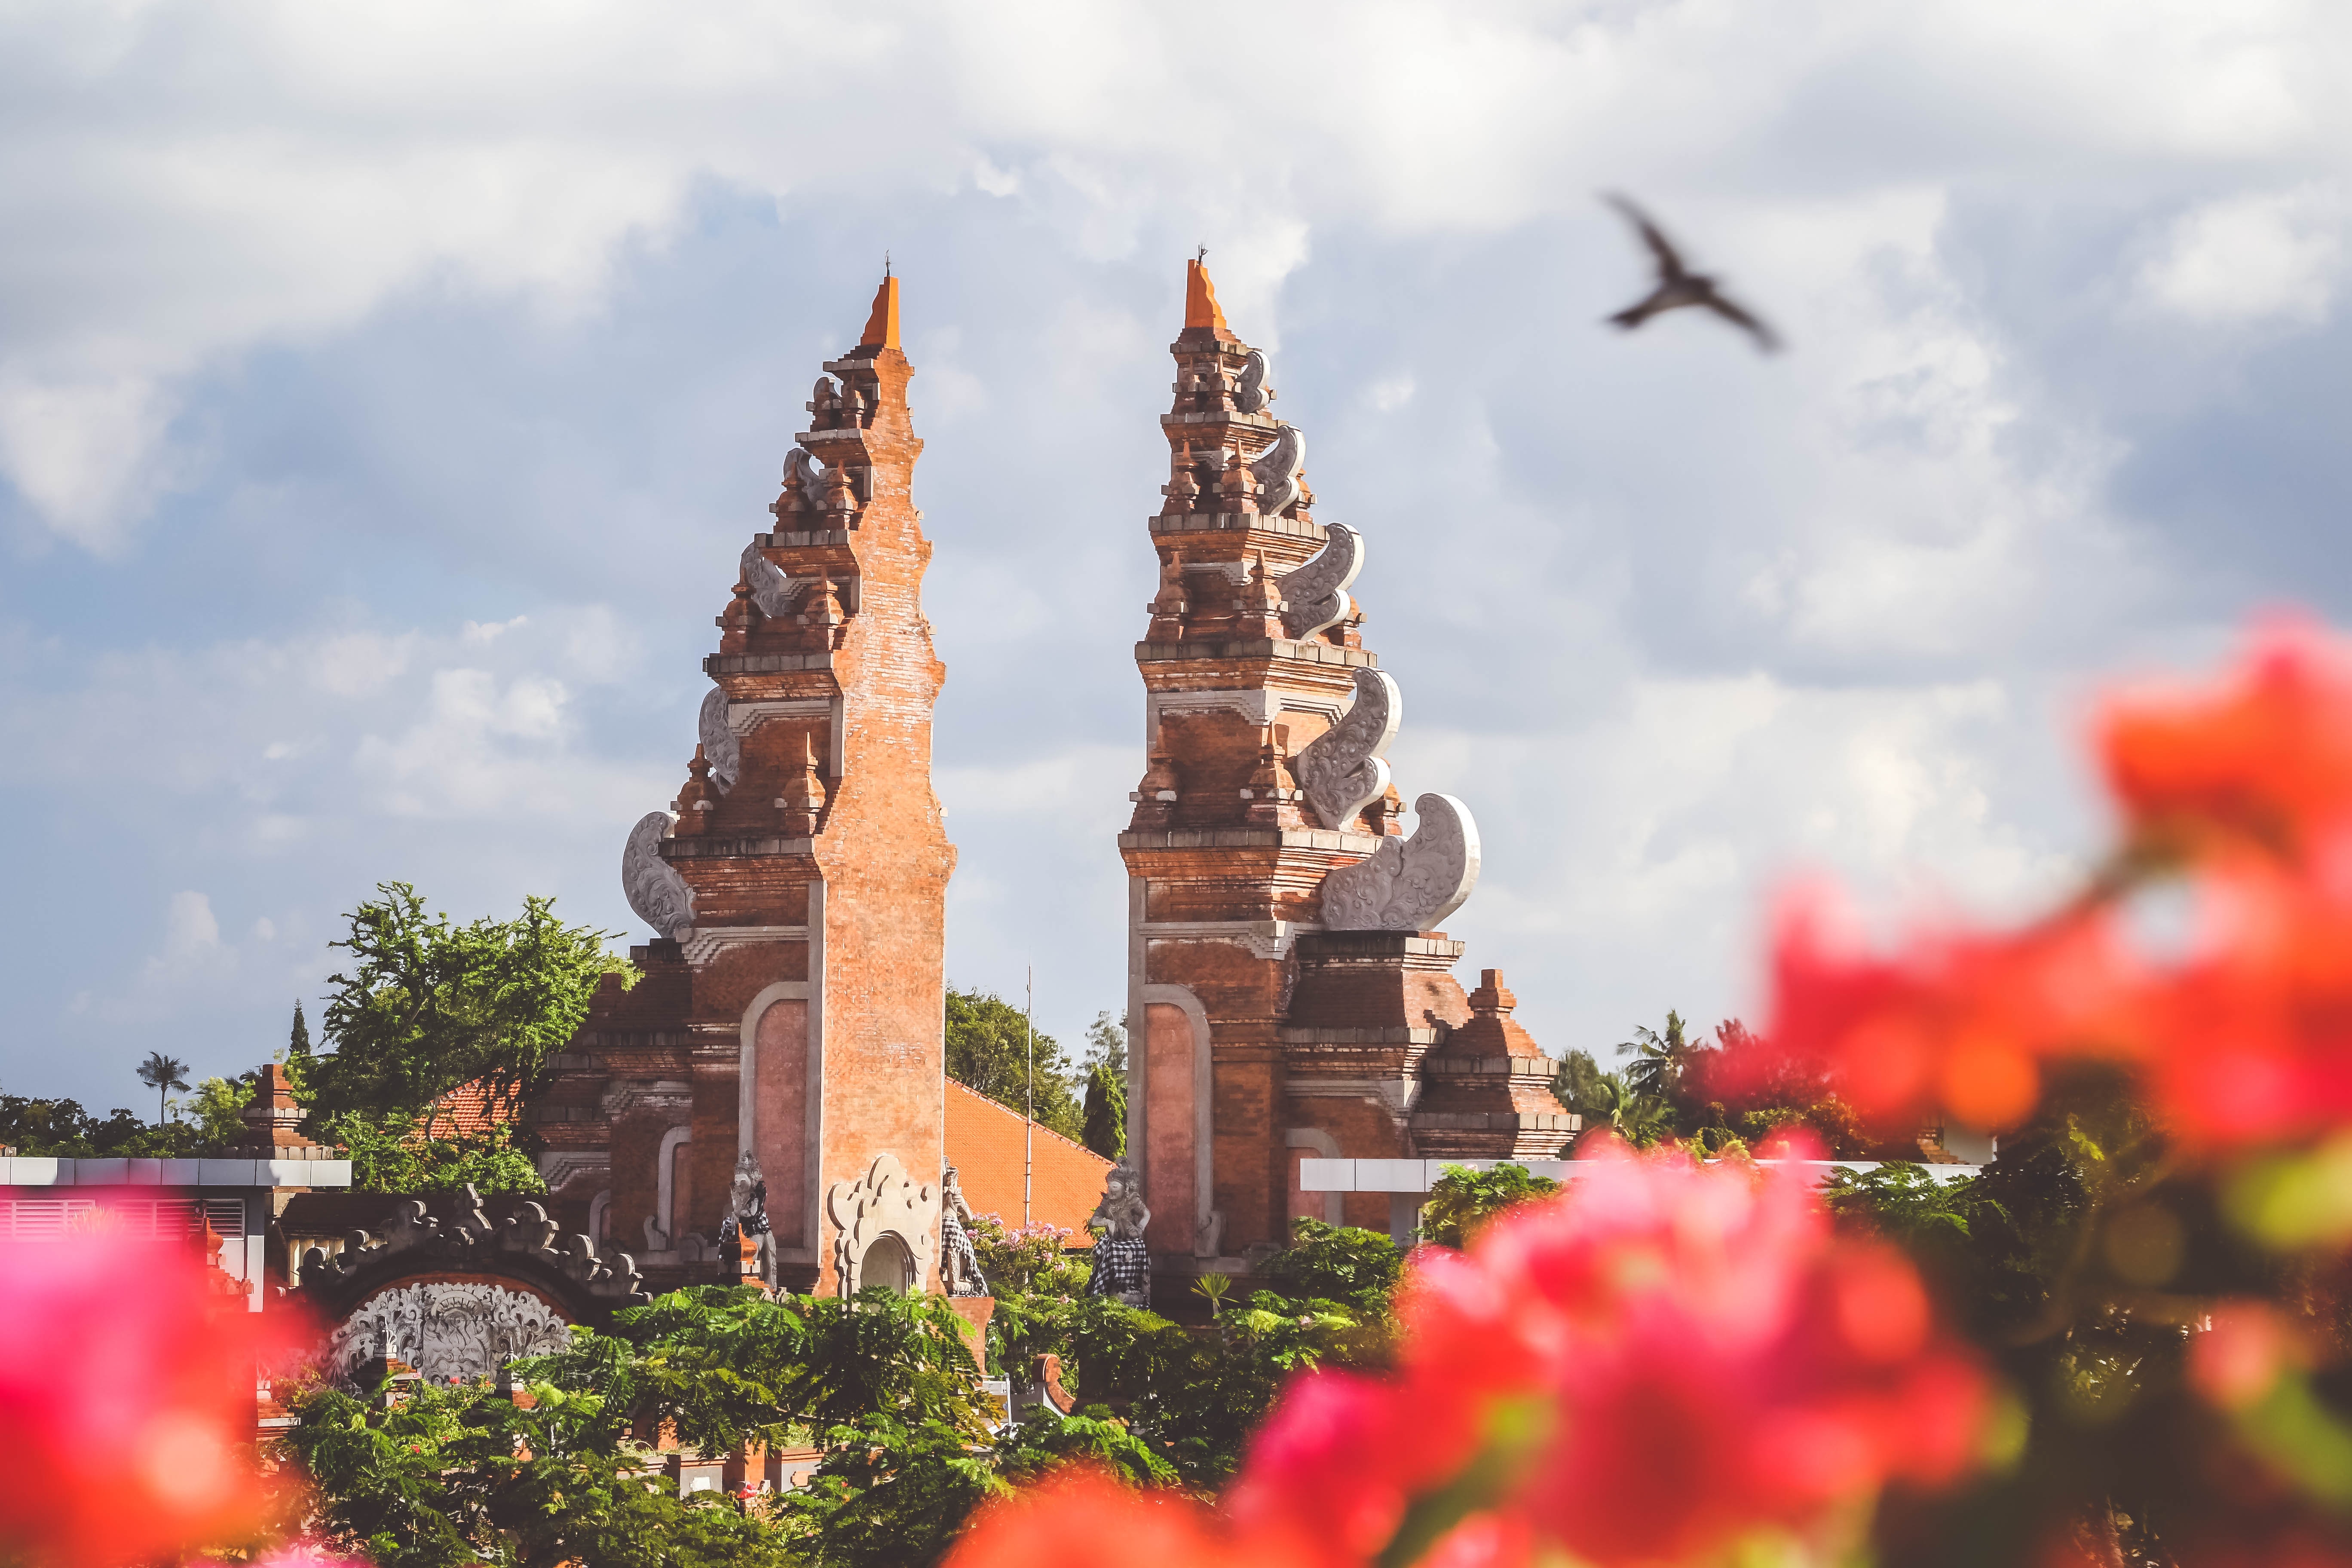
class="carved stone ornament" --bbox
[327,1280,571,1384]
[1249,421,1306,516]
[1235,349,1271,414]
[697,686,742,793]
[740,539,802,622]
[1087,1158,1151,1242]
[939,1166,986,1298]
[1319,791,1483,932]
[1278,521,1363,641]
[621,811,696,940]
[824,1152,940,1297]
[720,1151,775,1288]
[1293,667,1400,831]
[780,447,827,513]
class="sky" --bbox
[3,0,2349,1112]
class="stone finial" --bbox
[803,570,847,648]
[241,1063,313,1150]
[1129,745,1182,827]
[1147,549,1189,641]
[779,731,828,837]
[1240,723,1303,824]
[823,461,859,517]
[776,449,823,516]
[1218,447,1257,514]
[673,746,717,833]
[860,275,901,351]
[1161,442,1201,516]
[842,382,869,425]
[1243,551,1286,638]
[808,375,842,428]
[1467,969,1518,1017]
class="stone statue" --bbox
[718,1151,775,1287]
[1085,1159,1152,1308]
[1278,521,1363,642]
[1293,667,1401,831]
[939,1165,986,1298]
[621,811,695,940]
[1319,791,1482,933]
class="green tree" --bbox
[943,986,1081,1140]
[326,1110,547,1194]
[1262,1217,1405,1320]
[135,1050,191,1127]
[1081,1060,1125,1160]
[313,883,633,1120]
[1420,1162,1562,1249]
[0,1095,199,1157]
[187,1075,256,1145]
[1084,1010,1127,1075]
[1550,1047,1606,1116]
[1616,1010,1710,1108]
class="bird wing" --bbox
[1703,291,1782,352]
[1605,193,1687,281]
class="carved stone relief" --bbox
[1292,668,1400,830]
[824,1152,939,1297]
[1234,349,1271,414]
[1278,521,1363,641]
[1319,792,1482,932]
[740,539,802,621]
[621,812,695,940]
[328,1280,572,1384]
[697,687,742,793]
[1249,422,1306,516]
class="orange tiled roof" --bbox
[415,1079,514,1141]
[943,1078,1112,1248]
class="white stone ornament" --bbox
[1293,667,1400,831]
[779,447,828,514]
[1235,349,1271,414]
[621,811,695,940]
[740,539,803,622]
[327,1280,571,1384]
[824,1152,940,1296]
[1318,792,1482,933]
[1278,521,1363,641]
[698,687,741,793]
[1250,421,1306,516]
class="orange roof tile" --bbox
[413,1078,514,1142]
[943,1078,1112,1248]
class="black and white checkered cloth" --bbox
[1087,1236,1151,1303]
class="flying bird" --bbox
[1602,193,1781,353]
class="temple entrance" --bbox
[861,1233,915,1293]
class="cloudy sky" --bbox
[3,0,2347,1111]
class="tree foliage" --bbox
[944,985,1081,1140]
[1081,1060,1126,1161]
[1420,1162,1562,1249]
[313,882,632,1120]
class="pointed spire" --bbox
[1182,258,1236,343]
[861,275,901,349]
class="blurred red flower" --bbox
[961,1144,1988,1568]
[1752,882,2146,1132]
[0,1230,294,1568]
[2100,618,2352,867]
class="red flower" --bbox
[1755,882,2145,1131]
[2142,859,2352,1152]
[2099,617,2352,867]
[943,1467,1250,1568]
[0,1231,296,1567]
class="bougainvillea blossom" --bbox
[0,1232,293,1568]
[1754,883,2147,1132]
[2099,618,2352,867]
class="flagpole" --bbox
[1024,967,1035,1229]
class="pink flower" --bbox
[0,1231,300,1567]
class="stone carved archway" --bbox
[824,1152,938,1296]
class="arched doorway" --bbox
[861,1232,915,1293]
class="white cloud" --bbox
[2141,186,2343,324]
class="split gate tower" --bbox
[544,278,956,1297]
[1121,262,1571,1288]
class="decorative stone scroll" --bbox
[621,811,695,940]
[327,1280,571,1384]
[622,811,695,938]
[1318,792,1482,932]
[1292,667,1400,831]
[1278,521,1363,642]
[697,687,742,793]
[1250,421,1306,516]
[778,447,828,515]
[824,1152,939,1297]
[1235,349,1271,414]
[740,539,803,622]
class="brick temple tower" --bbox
[1120,262,1571,1288]
[539,278,956,1296]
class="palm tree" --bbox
[1585,1070,1673,1145]
[136,1051,191,1127]
[1617,1011,1707,1106]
